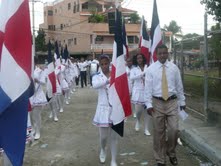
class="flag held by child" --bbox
[109,9,132,137]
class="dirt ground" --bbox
[20,87,200,166]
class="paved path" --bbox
[23,87,200,166]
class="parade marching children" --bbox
[30,57,48,140]
[126,56,135,118]
[130,53,151,136]
[44,66,59,122]
[54,60,64,113]
[70,58,79,92]
[92,55,118,166]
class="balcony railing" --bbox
[91,44,138,50]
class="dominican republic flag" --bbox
[54,41,61,66]
[109,9,132,137]
[139,16,151,65]
[0,0,33,165]
[47,40,56,95]
[150,0,162,63]
[122,19,129,59]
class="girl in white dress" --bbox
[30,61,48,140]
[130,53,151,136]
[126,56,135,118]
[54,63,64,113]
[92,55,118,166]
[59,63,70,105]
[44,65,59,122]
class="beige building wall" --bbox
[39,0,140,56]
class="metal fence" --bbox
[172,13,221,123]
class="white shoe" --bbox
[111,161,118,166]
[65,101,69,105]
[54,116,58,122]
[73,89,76,92]
[70,91,74,94]
[49,112,53,119]
[135,121,140,131]
[68,97,71,100]
[133,113,136,118]
[99,149,106,163]
[59,108,64,113]
[144,129,151,136]
[34,132,40,140]
[177,138,183,145]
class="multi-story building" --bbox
[39,0,140,58]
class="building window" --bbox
[68,3,71,10]
[74,38,77,45]
[135,36,139,44]
[44,11,46,16]
[90,35,93,44]
[48,25,55,30]
[68,38,73,46]
[60,24,63,30]
[73,2,76,13]
[55,9,57,14]
[128,36,135,44]
[77,0,80,12]
[82,2,88,11]
[95,36,104,42]
[48,10,53,16]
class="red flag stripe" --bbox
[4,0,32,77]
[114,73,131,117]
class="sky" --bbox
[30,0,217,35]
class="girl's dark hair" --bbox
[132,53,146,66]
[99,54,110,62]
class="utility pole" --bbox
[180,41,184,82]
[203,11,209,122]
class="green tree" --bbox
[209,23,221,77]
[164,20,182,49]
[88,11,105,23]
[35,29,47,52]
[164,20,181,34]
[201,0,221,22]
[182,33,201,50]
[129,12,140,24]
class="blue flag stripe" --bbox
[115,9,123,57]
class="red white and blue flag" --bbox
[47,40,56,95]
[122,19,129,59]
[150,0,162,63]
[0,0,33,165]
[139,16,151,65]
[109,9,132,137]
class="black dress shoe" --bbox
[157,163,166,166]
[169,157,178,165]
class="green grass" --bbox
[184,74,221,101]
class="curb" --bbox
[180,129,221,166]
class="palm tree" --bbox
[164,20,182,64]
[164,20,181,34]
